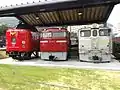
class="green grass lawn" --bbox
[0,65,120,90]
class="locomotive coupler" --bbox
[92,55,99,60]
[49,55,57,60]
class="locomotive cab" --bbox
[40,28,70,60]
[112,33,120,59]
[6,24,39,60]
[78,24,112,63]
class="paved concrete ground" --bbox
[1,57,120,70]
[0,47,6,51]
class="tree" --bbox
[0,24,8,35]
[61,25,68,29]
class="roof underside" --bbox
[0,0,119,27]
[19,5,113,26]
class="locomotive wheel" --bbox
[12,56,17,59]
[16,53,25,61]
[26,53,31,60]
[0,45,3,48]
[22,53,31,60]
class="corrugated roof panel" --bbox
[65,10,71,21]
[28,14,38,25]
[42,13,51,23]
[60,10,68,21]
[73,9,78,21]
[59,11,67,21]
[59,9,80,22]
[37,13,48,23]
[82,8,87,21]
[95,7,101,20]
[70,9,77,21]
[48,12,56,22]
[35,13,44,25]
[20,15,32,25]
[30,14,42,24]
[48,12,56,23]
[66,10,71,21]
[72,9,76,20]
[0,0,118,27]
[90,7,96,21]
[45,13,53,23]
[21,15,34,25]
[18,4,116,26]
[99,6,106,20]
[77,9,82,21]
[69,10,73,21]
[86,7,91,21]
[94,7,101,21]
[102,5,110,20]
[52,11,60,23]
[48,11,58,23]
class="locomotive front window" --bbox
[99,29,110,36]
[52,32,66,37]
[42,32,52,38]
[11,37,16,44]
[80,30,91,37]
[93,30,97,36]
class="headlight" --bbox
[22,44,25,48]
[22,41,25,44]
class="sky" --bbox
[0,0,119,28]
[107,3,120,28]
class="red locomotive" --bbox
[6,25,39,60]
[40,28,70,60]
[112,34,120,59]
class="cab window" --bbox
[42,32,52,38]
[93,30,97,36]
[99,29,110,36]
[52,32,66,37]
[80,30,91,37]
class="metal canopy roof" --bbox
[0,0,119,27]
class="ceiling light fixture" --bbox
[36,17,39,20]
[78,12,82,16]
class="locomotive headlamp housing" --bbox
[22,44,25,48]
[22,41,25,44]
[92,23,99,28]
[10,31,17,36]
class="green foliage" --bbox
[112,42,120,53]
[61,25,68,29]
[0,24,8,35]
